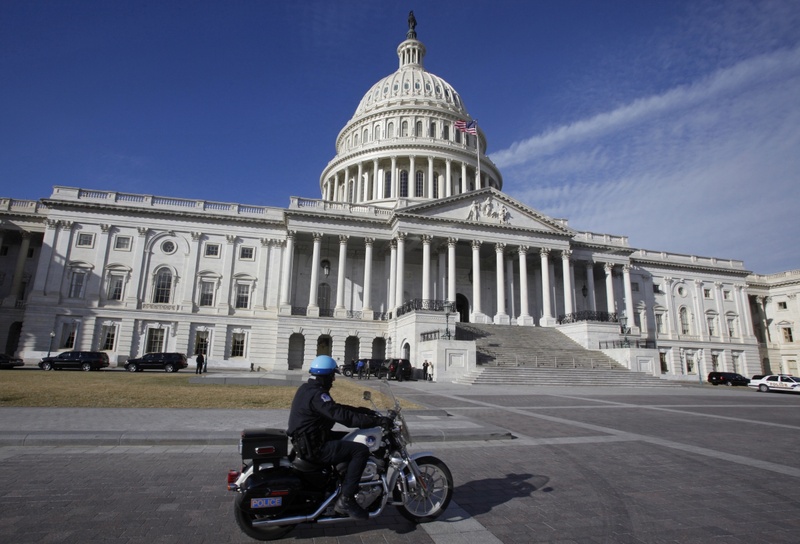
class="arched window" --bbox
[401,121,408,137]
[384,171,392,198]
[415,121,422,137]
[363,128,369,143]
[433,173,439,198]
[354,132,359,146]
[348,180,355,203]
[153,268,172,304]
[388,122,394,138]
[429,122,436,137]
[400,170,409,197]
[679,307,691,335]
[415,170,424,197]
[374,124,382,140]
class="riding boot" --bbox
[334,495,369,520]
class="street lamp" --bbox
[444,310,451,339]
[320,259,331,277]
[619,315,630,348]
[47,331,55,358]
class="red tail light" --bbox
[227,470,240,485]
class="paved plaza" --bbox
[2,378,800,543]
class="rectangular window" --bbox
[703,288,712,299]
[655,313,665,334]
[101,324,116,351]
[69,271,86,298]
[778,301,788,310]
[631,282,639,292]
[239,246,254,260]
[76,233,94,248]
[114,236,132,251]
[653,284,661,293]
[146,328,165,353]
[707,317,716,336]
[723,290,731,300]
[728,318,737,338]
[199,280,215,306]
[231,332,245,357]
[194,330,209,356]
[107,275,124,301]
[235,284,250,309]
[205,243,220,257]
[783,328,794,343]
[27,247,34,258]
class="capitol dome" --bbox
[319,14,502,208]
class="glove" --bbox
[376,416,393,431]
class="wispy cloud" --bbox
[492,44,800,274]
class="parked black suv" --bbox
[125,352,188,373]
[382,358,413,381]
[707,372,749,386]
[342,359,383,378]
[39,351,110,371]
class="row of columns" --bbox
[322,156,487,204]
[279,231,633,326]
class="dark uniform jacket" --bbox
[286,378,376,459]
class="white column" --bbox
[460,162,467,194]
[735,284,752,339]
[6,231,31,306]
[694,279,707,340]
[445,159,452,197]
[586,262,597,311]
[356,163,364,203]
[388,239,397,311]
[604,263,616,315]
[518,246,533,325]
[562,249,573,316]
[409,156,416,196]
[278,232,295,311]
[505,251,515,319]
[391,156,398,198]
[31,220,58,298]
[447,238,457,303]
[494,243,509,324]
[664,277,676,338]
[421,235,431,301]
[362,238,374,314]
[343,167,351,202]
[372,159,379,201]
[427,157,434,198]
[335,235,348,311]
[307,233,322,315]
[471,240,483,321]
[623,264,635,330]
[438,246,447,302]
[395,233,406,308]
[539,248,554,326]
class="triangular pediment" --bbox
[396,188,573,235]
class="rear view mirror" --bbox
[363,391,372,401]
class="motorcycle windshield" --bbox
[375,380,412,446]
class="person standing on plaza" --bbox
[356,359,365,380]
[422,360,429,381]
[195,352,205,375]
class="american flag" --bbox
[454,119,477,134]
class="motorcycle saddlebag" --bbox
[240,428,288,464]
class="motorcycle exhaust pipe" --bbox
[251,492,338,528]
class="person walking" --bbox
[195,352,205,375]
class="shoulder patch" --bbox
[320,393,333,403]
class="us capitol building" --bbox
[1,18,797,382]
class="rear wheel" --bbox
[127,364,138,372]
[164,363,175,373]
[233,494,294,541]
[724,381,732,386]
[759,384,769,392]
[396,456,453,523]
[81,362,92,371]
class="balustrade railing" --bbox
[396,299,456,317]
[598,339,657,349]
[557,311,618,324]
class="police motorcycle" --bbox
[226,380,454,541]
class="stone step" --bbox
[453,367,681,387]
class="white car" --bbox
[748,375,800,393]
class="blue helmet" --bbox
[309,355,340,375]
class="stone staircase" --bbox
[453,323,680,387]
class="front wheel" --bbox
[396,456,453,523]
[41,362,53,371]
[126,364,138,372]
[759,384,769,392]
[81,362,92,371]
[164,363,175,373]
[233,494,294,541]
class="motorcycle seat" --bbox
[291,457,326,472]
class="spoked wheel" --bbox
[81,362,92,371]
[397,455,453,523]
[127,364,138,372]
[233,494,294,541]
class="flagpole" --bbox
[474,121,481,189]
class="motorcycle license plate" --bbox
[251,497,282,509]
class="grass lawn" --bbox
[0,370,409,410]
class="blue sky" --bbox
[2,0,799,274]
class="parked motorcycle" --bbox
[226,381,454,541]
